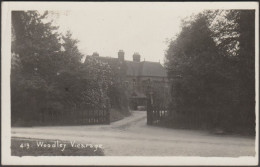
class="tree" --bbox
[11,11,62,124]
[11,11,113,126]
[206,10,255,130]
[165,10,255,133]
[165,14,220,111]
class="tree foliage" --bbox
[11,11,112,126]
[165,10,255,134]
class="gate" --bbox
[147,98,169,125]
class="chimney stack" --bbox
[92,52,99,57]
[133,52,141,62]
[118,50,125,61]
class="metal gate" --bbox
[147,98,169,125]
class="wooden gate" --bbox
[147,98,169,125]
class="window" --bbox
[125,81,129,88]
[133,79,136,86]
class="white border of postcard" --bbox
[1,1,259,166]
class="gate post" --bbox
[147,97,152,125]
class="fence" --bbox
[38,107,110,126]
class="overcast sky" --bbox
[51,3,204,63]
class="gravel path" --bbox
[12,111,255,156]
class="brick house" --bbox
[85,50,170,110]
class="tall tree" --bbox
[11,11,62,124]
[165,14,220,112]
[11,11,113,125]
[165,10,255,133]
[206,10,255,129]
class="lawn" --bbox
[11,137,104,156]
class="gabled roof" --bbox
[139,61,167,77]
[91,56,118,64]
[85,56,167,78]
[125,61,140,76]
[126,61,167,77]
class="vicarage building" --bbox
[85,50,170,110]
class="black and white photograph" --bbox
[1,1,259,166]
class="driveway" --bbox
[12,111,255,156]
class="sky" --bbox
[50,3,204,63]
